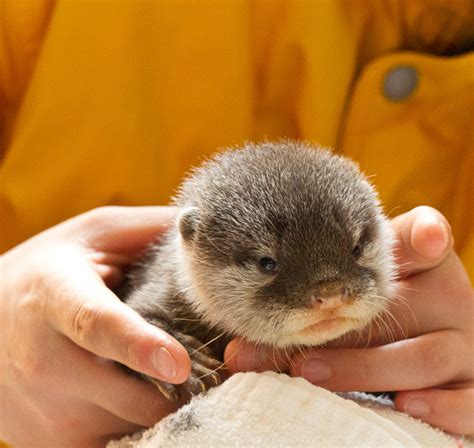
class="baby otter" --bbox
[121,141,396,401]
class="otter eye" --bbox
[258,257,278,273]
[352,244,362,258]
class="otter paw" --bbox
[146,333,224,401]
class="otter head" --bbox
[174,142,395,348]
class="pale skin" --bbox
[0,207,191,447]
[0,206,472,447]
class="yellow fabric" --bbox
[0,0,473,284]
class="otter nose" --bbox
[310,283,350,308]
[310,294,343,309]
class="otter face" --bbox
[175,143,396,348]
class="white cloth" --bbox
[108,372,471,448]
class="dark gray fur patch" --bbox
[165,405,200,435]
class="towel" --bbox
[108,372,472,448]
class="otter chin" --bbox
[292,319,355,346]
[301,317,354,334]
[121,140,396,401]
[284,316,367,347]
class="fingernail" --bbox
[438,219,450,249]
[235,346,269,372]
[301,358,331,383]
[404,398,430,417]
[152,346,178,381]
[414,213,449,259]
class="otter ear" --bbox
[179,207,200,242]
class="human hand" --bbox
[225,206,474,435]
[0,206,191,447]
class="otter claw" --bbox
[211,373,220,385]
[147,376,180,401]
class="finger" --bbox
[46,268,191,384]
[30,331,178,428]
[66,404,143,443]
[76,353,179,426]
[94,421,143,448]
[395,388,474,436]
[391,206,453,278]
[224,338,291,373]
[291,331,469,392]
[75,206,178,253]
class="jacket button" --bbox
[383,66,419,101]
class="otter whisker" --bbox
[197,361,228,379]
[397,283,420,293]
[285,348,296,370]
[197,337,246,380]
[298,344,309,361]
[173,317,203,322]
[371,314,386,344]
[391,295,419,333]
[380,308,407,342]
[364,319,373,348]
[354,329,365,347]
[270,345,278,370]
[396,260,415,269]
[371,293,409,341]
[283,345,297,371]
[190,331,227,355]
[375,311,396,344]
[373,317,385,345]
[386,205,402,217]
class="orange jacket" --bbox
[0,0,472,279]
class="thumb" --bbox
[72,206,178,254]
[46,263,191,384]
[391,206,453,278]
